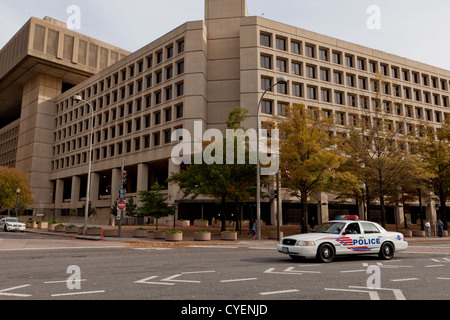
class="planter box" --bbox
[38,222,48,230]
[66,226,79,234]
[153,231,166,239]
[268,231,283,239]
[133,230,149,238]
[165,232,183,242]
[412,230,425,237]
[31,222,39,229]
[176,220,190,227]
[103,229,119,237]
[194,232,211,241]
[54,226,66,232]
[444,230,449,237]
[221,232,237,241]
[400,230,412,237]
[194,220,209,227]
[47,224,59,231]
[86,228,102,236]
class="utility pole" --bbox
[118,159,126,237]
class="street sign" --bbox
[117,200,126,211]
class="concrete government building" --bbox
[0,0,448,226]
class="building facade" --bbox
[1,0,448,225]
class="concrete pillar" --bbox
[15,74,62,211]
[70,176,81,209]
[318,192,329,224]
[395,205,405,226]
[54,179,64,207]
[137,163,149,193]
[89,172,100,208]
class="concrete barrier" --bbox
[412,230,425,237]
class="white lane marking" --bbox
[349,286,406,300]
[425,265,446,268]
[134,276,175,286]
[260,289,299,296]
[0,246,125,252]
[51,290,105,297]
[220,278,258,283]
[391,278,419,282]
[0,285,32,297]
[437,277,450,280]
[45,279,87,284]
[325,288,380,300]
[340,270,366,273]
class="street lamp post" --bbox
[256,76,288,240]
[73,95,95,236]
[360,182,366,221]
[14,188,20,217]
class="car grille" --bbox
[282,239,297,246]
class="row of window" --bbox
[261,56,450,108]
[260,32,450,92]
[52,125,182,171]
[54,104,184,154]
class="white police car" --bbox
[0,217,26,232]
[277,216,408,263]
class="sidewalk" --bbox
[25,224,450,247]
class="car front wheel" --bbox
[316,243,335,263]
[379,242,394,260]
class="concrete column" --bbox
[54,179,64,207]
[395,205,405,226]
[168,160,180,203]
[70,176,81,209]
[318,192,329,224]
[89,172,100,208]
[137,163,149,193]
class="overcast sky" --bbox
[1,0,449,70]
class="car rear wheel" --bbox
[316,243,335,263]
[379,242,394,260]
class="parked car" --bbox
[0,217,26,232]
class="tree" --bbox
[0,167,34,214]
[168,107,258,232]
[278,104,343,233]
[138,181,175,230]
[337,106,417,228]
[415,117,450,231]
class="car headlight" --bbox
[296,241,315,246]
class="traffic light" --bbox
[122,170,128,186]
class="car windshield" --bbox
[6,218,20,223]
[312,222,346,234]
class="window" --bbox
[276,37,287,51]
[333,71,343,85]
[369,61,377,73]
[320,68,330,82]
[276,59,287,72]
[291,41,301,54]
[345,55,354,68]
[261,55,272,69]
[306,65,316,79]
[319,48,328,61]
[292,62,301,75]
[260,33,271,47]
[167,45,174,59]
[346,74,355,87]
[261,100,273,114]
[332,52,341,64]
[176,83,184,96]
[361,222,380,234]
[292,83,303,97]
[402,69,409,82]
[278,81,287,94]
[357,58,366,71]
[305,44,315,58]
[177,40,185,53]
[176,104,184,118]
[278,103,288,116]
[335,91,344,105]
[261,77,273,91]
[348,94,357,107]
[321,88,331,102]
[359,77,367,90]
[307,86,317,100]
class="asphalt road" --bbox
[1,231,449,305]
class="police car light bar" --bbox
[335,215,360,221]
